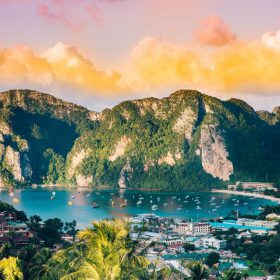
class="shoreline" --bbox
[212,189,280,204]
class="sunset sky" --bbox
[1,0,280,111]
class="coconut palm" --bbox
[185,262,209,280]
[56,219,150,280]
[222,269,242,280]
[0,256,23,280]
[27,248,53,280]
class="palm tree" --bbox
[56,219,150,280]
[0,257,23,280]
[222,269,242,280]
[27,248,53,280]
[185,262,209,280]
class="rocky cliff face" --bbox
[199,124,233,181]
[1,89,280,190]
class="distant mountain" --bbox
[1,89,280,191]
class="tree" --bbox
[0,257,23,280]
[183,243,196,252]
[242,271,249,280]
[27,248,53,280]
[185,262,209,280]
[222,269,242,280]
[64,220,78,242]
[42,219,150,280]
[38,218,64,248]
[205,252,220,268]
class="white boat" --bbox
[210,203,216,206]
[151,205,158,211]
[52,191,56,196]
[183,200,188,203]
[163,202,168,207]
[139,197,144,200]
[196,206,201,210]
[136,200,142,205]
[176,207,182,211]
[172,196,176,200]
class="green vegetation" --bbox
[1,89,280,191]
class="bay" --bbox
[0,187,276,228]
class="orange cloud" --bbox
[131,37,202,87]
[194,16,236,46]
[0,42,122,94]
[132,36,280,95]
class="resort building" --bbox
[228,182,277,192]
[173,222,211,235]
[200,237,226,250]
[0,211,31,246]
[237,218,278,229]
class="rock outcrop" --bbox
[199,124,233,181]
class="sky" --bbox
[1,0,280,111]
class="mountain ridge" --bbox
[0,89,279,191]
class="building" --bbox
[173,222,211,235]
[0,211,31,246]
[192,223,212,235]
[228,182,277,192]
[200,237,226,250]
[237,218,278,229]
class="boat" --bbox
[210,202,216,206]
[185,195,189,198]
[92,202,100,208]
[86,194,90,197]
[163,202,168,207]
[111,201,115,207]
[12,198,19,203]
[139,197,144,200]
[234,203,239,206]
[196,206,201,210]
[71,195,75,199]
[52,191,56,196]
[150,200,153,204]
[176,207,182,211]
[50,195,55,200]
[68,201,73,206]
[172,196,176,199]
[136,200,142,206]
[184,200,188,203]
[120,203,127,208]
[151,205,158,211]
[9,192,14,197]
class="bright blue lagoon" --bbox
[0,188,276,228]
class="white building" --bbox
[228,182,277,192]
[200,237,226,250]
[237,218,278,229]
[173,222,211,235]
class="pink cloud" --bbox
[194,16,236,46]
[37,0,102,31]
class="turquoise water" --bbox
[0,188,275,228]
